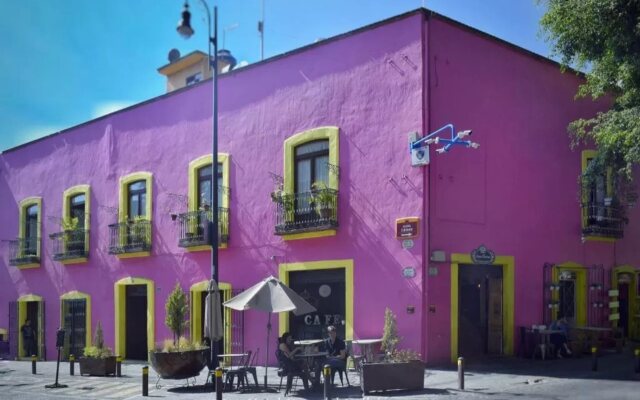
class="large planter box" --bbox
[79,356,117,376]
[150,349,208,380]
[360,360,425,394]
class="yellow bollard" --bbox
[215,367,223,400]
[31,355,37,374]
[116,356,122,377]
[69,354,75,375]
[591,347,598,372]
[142,366,148,396]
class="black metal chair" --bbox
[224,351,251,390]
[276,349,308,396]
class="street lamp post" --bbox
[177,0,220,370]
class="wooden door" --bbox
[487,277,503,354]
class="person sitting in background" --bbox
[320,325,346,370]
[276,332,309,390]
[550,315,572,358]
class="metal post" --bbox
[457,357,464,390]
[32,355,37,374]
[634,348,639,374]
[142,366,148,396]
[323,364,331,400]
[69,354,75,376]
[215,367,223,400]
[591,347,598,371]
[116,356,122,377]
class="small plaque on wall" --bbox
[396,217,420,239]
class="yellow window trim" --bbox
[552,262,587,326]
[116,251,151,259]
[186,244,228,252]
[118,172,153,222]
[450,253,515,363]
[188,153,230,211]
[17,294,43,359]
[581,150,616,242]
[187,154,230,249]
[282,230,336,241]
[278,259,353,340]
[62,185,91,257]
[189,280,232,354]
[284,126,339,193]
[16,263,40,269]
[114,277,155,360]
[18,197,42,263]
[61,257,88,265]
[60,291,92,349]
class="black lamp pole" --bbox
[177,0,219,370]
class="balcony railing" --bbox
[274,189,338,235]
[49,229,88,260]
[581,203,624,239]
[177,208,230,248]
[8,237,39,266]
[108,219,152,254]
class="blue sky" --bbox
[0,0,549,152]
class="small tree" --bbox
[165,282,189,346]
[83,320,113,358]
[381,307,400,356]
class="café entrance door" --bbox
[459,264,503,359]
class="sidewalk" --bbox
[0,346,638,399]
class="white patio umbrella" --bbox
[204,279,224,369]
[223,276,316,388]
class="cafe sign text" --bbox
[396,217,420,239]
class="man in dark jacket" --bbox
[21,319,37,357]
[320,325,346,370]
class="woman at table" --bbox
[277,332,309,389]
[550,315,572,358]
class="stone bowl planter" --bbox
[79,356,117,376]
[150,349,208,380]
[360,360,425,394]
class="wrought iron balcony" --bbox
[108,219,152,254]
[177,207,229,248]
[8,237,39,266]
[581,202,625,239]
[274,189,338,235]
[49,229,88,260]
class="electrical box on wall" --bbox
[408,131,429,166]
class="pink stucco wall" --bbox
[0,13,426,362]
[424,17,638,364]
[2,10,637,366]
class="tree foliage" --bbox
[165,282,189,345]
[540,0,640,197]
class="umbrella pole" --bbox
[264,314,271,388]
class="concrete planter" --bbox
[150,349,208,380]
[79,356,117,376]
[360,360,425,394]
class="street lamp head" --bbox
[177,2,194,39]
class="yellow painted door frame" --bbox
[612,265,639,340]
[552,262,587,326]
[17,294,43,359]
[278,259,354,341]
[450,254,515,363]
[189,280,232,354]
[114,277,155,360]
[60,291,92,356]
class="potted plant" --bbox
[79,321,116,376]
[61,216,83,255]
[149,283,208,380]
[271,188,296,223]
[311,181,334,220]
[360,308,425,394]
[129,215,149,248]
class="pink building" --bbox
[1,10,638,366]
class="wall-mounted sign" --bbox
[396,217,420,239]
[470,244,495,264]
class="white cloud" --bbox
[92,101,134,119]
[14,125,65,147]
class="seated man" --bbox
[550,315,572,358]
[320,325,346,371]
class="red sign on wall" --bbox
[396,217,420,239]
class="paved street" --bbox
[1,346,639,399]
